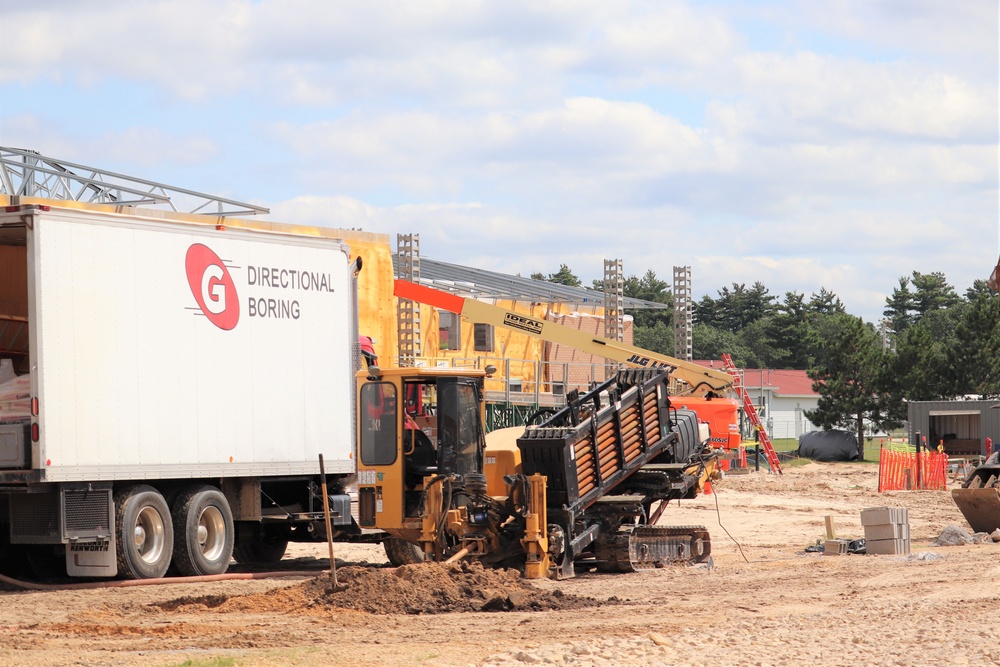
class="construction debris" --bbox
[931,525,993,546]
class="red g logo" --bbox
[185,244,240,330]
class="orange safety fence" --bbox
[878,447,948,492]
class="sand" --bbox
[1,461,997,667]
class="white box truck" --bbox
[0,202,361,579]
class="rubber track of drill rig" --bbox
[593,525,711,572]
[629,525,712,569]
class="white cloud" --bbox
[789,0,998,77]
[2,115,220,167]
[2,0,995,324]
[726,52,996,144]
[0,1,741,105]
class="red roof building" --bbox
[693,361,819,439]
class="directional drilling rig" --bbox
[355,364,716,578]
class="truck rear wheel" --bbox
[114,485,173,579]
[171,485,234,576]
[384,537,424,566]
[232,536,288,565]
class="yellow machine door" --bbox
[357,380,404,528]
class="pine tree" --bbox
[910,271,959,316]
[806,315,899,459]
[883,276,916,333]
[545,264,582,287]
[947,292,1000,398]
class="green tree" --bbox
[692,323,755,367]
[594,270,674,329]
[911,271,959,316]
[737,318,781,369]
[634,321,675,355]
[946,291,1000,398]
[888,324,950,404]
[766,291,810,369]
[806,315,899,459]
[625,270,673,328]
[694,294,718,328]
[883,277,916,334]
[964,279,996,301]
[544,264,582,287]
[807,287,845,316]
[697,282,775,333]
[590,269,675,354]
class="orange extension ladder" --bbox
[721,353,783,474]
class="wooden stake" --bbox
[318,453,340,590]
[824,515,836,540]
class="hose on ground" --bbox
[0,569,318,592]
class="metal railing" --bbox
[396,354,620,408]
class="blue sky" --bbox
[2,0,997,322]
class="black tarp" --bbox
[796,430,859,462]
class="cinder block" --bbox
[861,507,909,526]
[865,538,910,555]
[864,523,910,541]
[824,539,850,555]
[861,507,894,526]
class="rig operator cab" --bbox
[355,366,492,547]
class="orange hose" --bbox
[0,569,315,592]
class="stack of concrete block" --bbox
[861,506,910,555]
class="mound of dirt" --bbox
[156,561,604,615]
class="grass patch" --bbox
[746,436,884,463]
[771,438,798,452]
[166,658,236,667]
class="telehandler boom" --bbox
[394,279,733,396]
[393,278,742,449]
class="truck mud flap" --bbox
[628,525,711,569]
[951,488,1000,534]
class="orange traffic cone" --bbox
[703,478,713,495]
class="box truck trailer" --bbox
[0,202,362,579]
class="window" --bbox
[473,323,493,352]
[439,311,461,350]
[359,382,398,466]
[437,379,483,477]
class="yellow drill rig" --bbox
[355,364,717,579]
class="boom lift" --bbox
[393,279,742,449]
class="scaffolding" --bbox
[0,146,268,217]
[673,266,693,361]
[603,259,624,342]
[396,234,422,366]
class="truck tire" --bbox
[114,485,173,579]
[171,485,235,576]
[232,537,288,565]
[384,537,424,566]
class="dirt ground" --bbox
[1,462,998,667]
